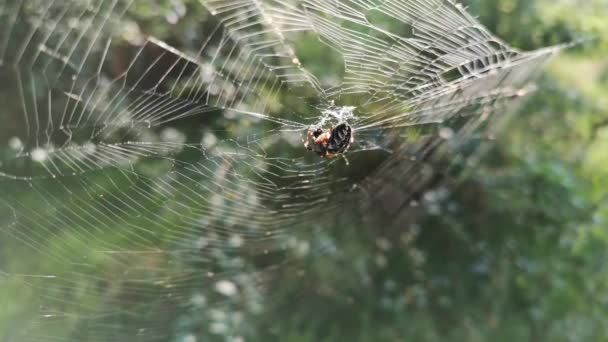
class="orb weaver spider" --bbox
[303,122,354,158]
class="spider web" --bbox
[0,0,561,340]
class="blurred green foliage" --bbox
[2,0,608,341]
[246,1,608,341]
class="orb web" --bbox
[0,0,561,340]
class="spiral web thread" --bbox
[0,0,560,340]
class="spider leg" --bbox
[303,128,313,151]
[342,154,350,166]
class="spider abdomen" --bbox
[327,123,353,154]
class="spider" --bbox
[303,122,354,158]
